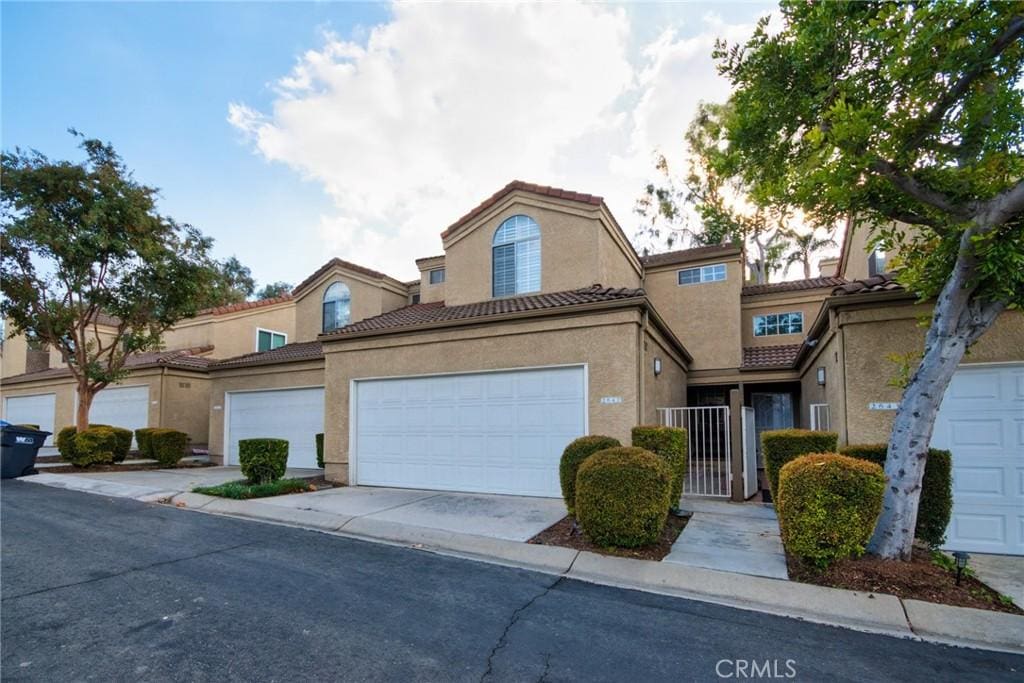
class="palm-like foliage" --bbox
[783,230,838,279]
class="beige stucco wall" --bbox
[3,325,118,379]
[293,269,408,342]
[417,257,446,304]
[441,193,640,306]
[798,316,847,440]
[163,303,297,359]
[320,309,662,484]
[206,360,326,463]
[840,303,1024,444]
[643,257,744,371]
[643,325,688,424]
[741,290,829,348]
[159,372,211,444]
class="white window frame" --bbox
[677,263,726,286]
[429,268,445,285]
[753,311,804,337]
[809,403,831,431]
[255,327,288,352]
[492,215,541,297]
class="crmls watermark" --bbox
[715,659,797,679]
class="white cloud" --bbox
[229,2,766,279]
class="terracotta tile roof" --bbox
[441,181,604,239]
[198,294,293,316]
[322,284,646,339]
[742,344,803,369]
[210,341,323,370]
[2,346,215,385]
[742,276,847,296]
[640,244,742,269]
[832,273,905,296]
[291,258,405,296]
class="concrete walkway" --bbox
[970,554,1023,606]
[664,497,789,580]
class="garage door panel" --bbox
[228,388,323,469]
[87,386,150,447]
[4,394,57,446]
[356,366,586,497]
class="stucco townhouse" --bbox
[3,181,1021,555]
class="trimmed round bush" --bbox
[631,425,687,509]
[104,426,132,463]
[135,427,159,459]
[56,426,79,462]
[575,447,672,548]
[315,433,325,469]
[777,453,886,567]
[840,443,953,548]
[70,426,118,466]
[559,435,621,515]
[149,429,189,467]
[239,438,289,484]
[762,429,838,498]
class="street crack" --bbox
[480,576,563,682]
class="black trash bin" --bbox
[1,421,52,478]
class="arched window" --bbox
[492,215,540,297]
[322,282,351,332]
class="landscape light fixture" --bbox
[952,551,970,586]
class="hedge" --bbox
[69,426,119,466]
[777,453,886,567]
[135,427,160,459]
[315,433,325,468]
[762,429,838,499]
[631,426,687,509]
[97,425,132,463]
[56,426,80,462]
[558,435,621,515]
[575,447,672,548]
[14,423,41,430]
[239,438,289,484]
[149,429,189,467]
[840,444,953,547]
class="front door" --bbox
[751,392,794,464]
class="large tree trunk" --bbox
[868,243,1005,559]
[75,383,94,432]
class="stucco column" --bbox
[729,388,744,502]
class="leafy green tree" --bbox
[717,2,1024,558]
[208,255,256,305]
[1,133,226,431]
[256,281,293,300]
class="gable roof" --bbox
[291,258,404,297]
[441,181,605,240]
[209,340,324,370]
[742,276,847,297]
[640,244,742,269]
[2,346,215,385]
[741,344,803,370]
[323,284,646,338]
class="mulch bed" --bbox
[528,514,688,561]
[34,461,215,474]
[787,546,1022,614]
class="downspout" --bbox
[638,307,648,426]
[157,366,166,429]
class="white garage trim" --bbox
[224,385,325,469]
[3,393,57,446]
[349,363,589,496]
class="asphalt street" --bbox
[2,479,1021,682]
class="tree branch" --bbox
[870,159,973,221]
[973,179,1024,231]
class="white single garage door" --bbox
[227,387,324,469]
[87,385,150,447]
[353,366,587,497]
[932,363,1024,555]
[4,393,57,446]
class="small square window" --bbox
[677,268,701,285]
[429,268,445,284]
[411,293,421,304]
[257,330,287,352]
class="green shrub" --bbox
[840,444,953,547]
[777,453,886,567]
[631,426,687,508]
[149,429,189,467]
[135,427,159,458]
[315,433,325,468]
[14,423,41,430]
[558,436,621,515]
[239,438,289,484]
[101,426,132,463]
[762,429,838,498]
[56,426,79,462]
[575,447,672,548]
[70,426,118,466]
[194,478,313,500]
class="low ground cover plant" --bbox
[194,478,313,500]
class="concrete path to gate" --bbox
[664,497,789,580]
[970,554,1023,606]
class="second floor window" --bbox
[754,312,804,337]
[323,281,351,333]
[429,268,445,284]
[678,263,726,285]
[493,215,540,297]
[257,329,287,352]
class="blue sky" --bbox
[3,2,774,287]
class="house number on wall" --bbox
[868,402,899,411]
[600,396,623,404]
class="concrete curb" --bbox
[903,599,1024,653]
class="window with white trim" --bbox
[810,403,831,431]
[753,311,804,337]
[257,329,287,352]
[322,281,351,333]
[493,215,540,297]
[677,263,726,285]
[429,268,445,284]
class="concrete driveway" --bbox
[258,486,566,542]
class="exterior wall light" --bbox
[654,358,662,376]
[816,367,826,385]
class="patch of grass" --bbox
[193,478,315,500]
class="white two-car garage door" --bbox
[353,366,587,498]
[3,394,56,446]
[227,387,324,469]
[932,363,1024,555]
